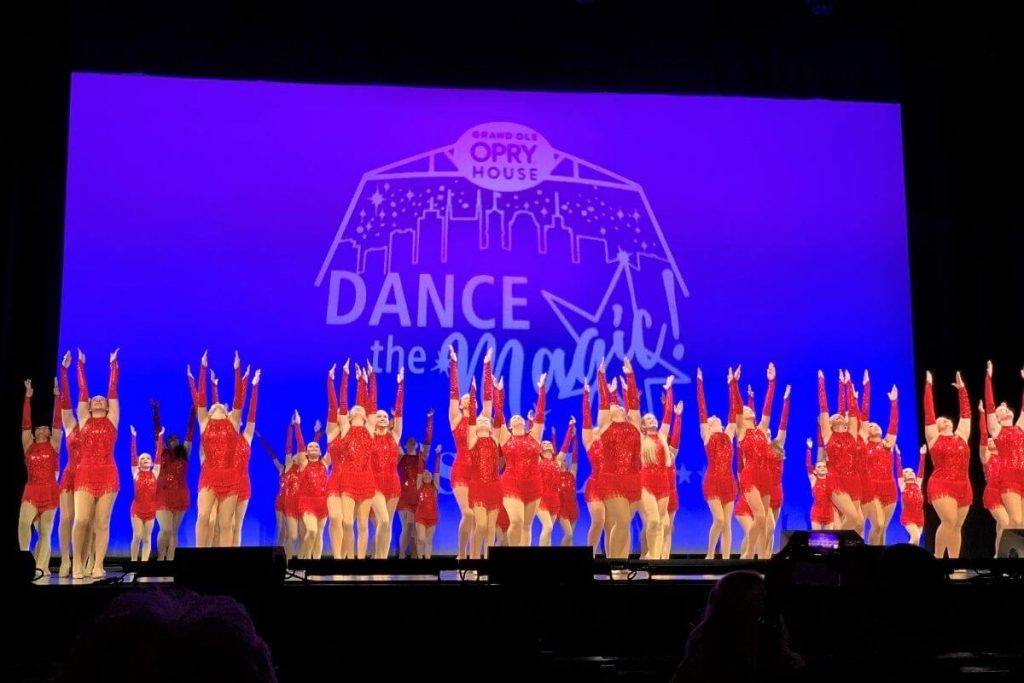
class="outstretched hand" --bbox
[674,401,683,416]
[888,385,898,401]
[62,351,72,369]
[24,379,33,398]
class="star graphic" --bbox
[677,462,693,485]
[616,209,624,220]
[406,190,414,200]
[631,210,641,221]
[370,186,384,209]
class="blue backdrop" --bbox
[59,73,915,552]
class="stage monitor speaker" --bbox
[997,529,1024,558]
[780,530,863,558]
[174,546,286,592]
[487,546,594,586]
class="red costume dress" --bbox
[767,453,784,508]
[735,494,752,518]
[23,442,61,512]
[641,436,674,499]
[866,441,897,506]
[702,434,737,502]
[597,421,642,503]
[235,434,252,503]
[810,475,834,525]
[297,460,329,519]
[900,480,925,527]
[131,470,157,521]
[198,419,240,498]
[501,434,543,502]
[557,469,579,522]
[75,416,120,497]
[538,456,562,515]
[156,448,190,513]
[924,379,972,507]
[397,453,424,513]
[469,436,502,511]
[282,466,302,519]
[337,427,377,502]
[584,440,604,504]
[738,429,773,495]
[371,433,402,499]
[60,427,80,495]
[415,482,439,526]
[983,455,1004,510]
[985,372,1024,494]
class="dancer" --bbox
[465,385,502,559]
[923,371,972,559]
[808,439,834,530]
[370,366,405,559]
[984,361,1024,529]
[594,359,643,559]
[127,426,158,561]
[415,445,443,558]
[230,358,257,547]
[817,369,865,536]
[497,369,547,548]
[71,349,121,579]
[898,445,925,546]
[333,366,381,559]
[19,379,63,575]
[696,368,738,560]
[448,347,492,558]
[764,385,791,556]
[979,401,1007,556]
[151,400,193,560]
[539,422,575,547]
[255,425,298,554]
[189,353,243,548]
[733,363,778,558]
[557,434,580,547]
[397,411,432,558]
[863,384,899,545]
[639,378,677,560]
[294,414,329,560]
[57,354,86,577]
[580,382,607,554]
[324,361,350,559]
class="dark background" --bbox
[4,0,1022,558]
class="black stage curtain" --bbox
[4,0,1022,557]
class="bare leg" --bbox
[639,490,663,559]
[503,497,526,547]
[947,505,970,559]
[523,499,539,547]
[141,519,154,561]
[58,492,74,576]
[340,495,356,559]
[90,492,117,578]
[878,502,896,545]
[216,495,238,552]
[232,499,249,547]
[736,515,753,557]
[720,502,734,559]
[741,488,767,560]
[991,506,1010,557]
[398,509,415,558]
[168,511,185,560]
[765,504,779,556]
[424,524,436,558]
[661,506,674,560]
[471,506,488,559]
[604,497,632,559]
[705,499,725,559]
[559,518,574,546]
[370,493,392,559]
[327,495,345,559]
[931,496,958,559]
[586,500,606,553]
[905,523,922,546]
[484,510,498,558]
[155,510,173,560]
[35,509,56,574]
[286,516,300,559]
[300,513,318,559]
[18,501,39,552]
[356,499,373,559]
[830,492,864,536]
[454,484,473,559]
[1001,491,1023,528]
[130,515,145,562]
[537,509,555,547]
[195,489,217,548]
[313,519,327,559]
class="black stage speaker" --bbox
[780,529,863,558]
[174,546,286,592]
[997,529,1024,558]
[778,530,871,588]
[487,546,594,585]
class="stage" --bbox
[9,551,1024,682]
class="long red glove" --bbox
[246,380,259,426]
[625,370,640,412]
[957,380,971,420]
[669,408,682,450]
[923,377,936,426]
[984,371,996,415]
[581,384,592,430]
[77,357,90,405]
[60,364,71,412]
[368,369,378,413]
[483,355,493,404]
[493,383,505,430]
[534,376,547,425]
[449,354,460,400]
[294,419,306,452]
[327,370,339,425]
[779,390,790,432]
[559,421,575,454]
[339,364,349,416]
[108,356,120,400]
[762,377,776,422]
[886,395,898,439]
[696,373,708,424]
[662,384,674,427]
[356,370,368,411]
[22,392,31,431]
[185,406,196,444]
[817,373,829,415]
[131,429,138,467]
[394,377,405,418]
[861,378,871,424]
[597,366,610,410]
[52,391,62,430]
[467,381,478,427]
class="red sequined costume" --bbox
[449,354,473,488]
[297,459,329,519]
[232,366,255,504]
[415,479,439,526]
[696,370,737,503]
[866,394,899,506]
[817,374,859,501]
[398,453,424,513]
[155,408,192,513]
[21,392,61,512]
[467,390,502,511]
[581,383,604,504]
[538,457,562,515]
[979,410,1003,510]
[641,383,676,499]
[558,469,579,523]
[128,433,157,521]
[898,449,925,528]
[372,433,402,499]
[58,365,78,494]
[735,494,752,518]
[734,374,774,495]
[73,356,120,497]
[924,378,973,507]
[807,444,832,525]
[273,423,293,514]
[597,370,642,502]
[985,373,1024,495]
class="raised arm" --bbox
[465,383,479,450]
[243,370,260,440]
[255,430,283,474]
[953,372,971,441]
[659,377,674,439]
[978,401,992,466]
[21,380,33,451]
[623,358,641,427]
[482,348,494,419]
[915,444,926,484]
[76,349,90,426]
[596,360,611,430]
[391,367,405,443]
[130,425,139,479]
[447,346,462,429]
[59,352,76,433]
[923,371,938,448]
[817,370,832,444]
[50,378,64,450]
[184,405,196,455]
[731,365,745,440]
[984,361,1000,438]
[861,370,872,425]
[883,386,899,448]
[529,372,548,442]
[581,382,595,449]
[896,446,906,492]
[695,368,710,444]
[326,364,341,442]
[669,401,683,453]
[367,363,378,413]
[494,377,510,445]
[229,351,244,423]
[844,371,860,436]
[776,385,790,446]
[559,418,576,457]
[806,438,815,486]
